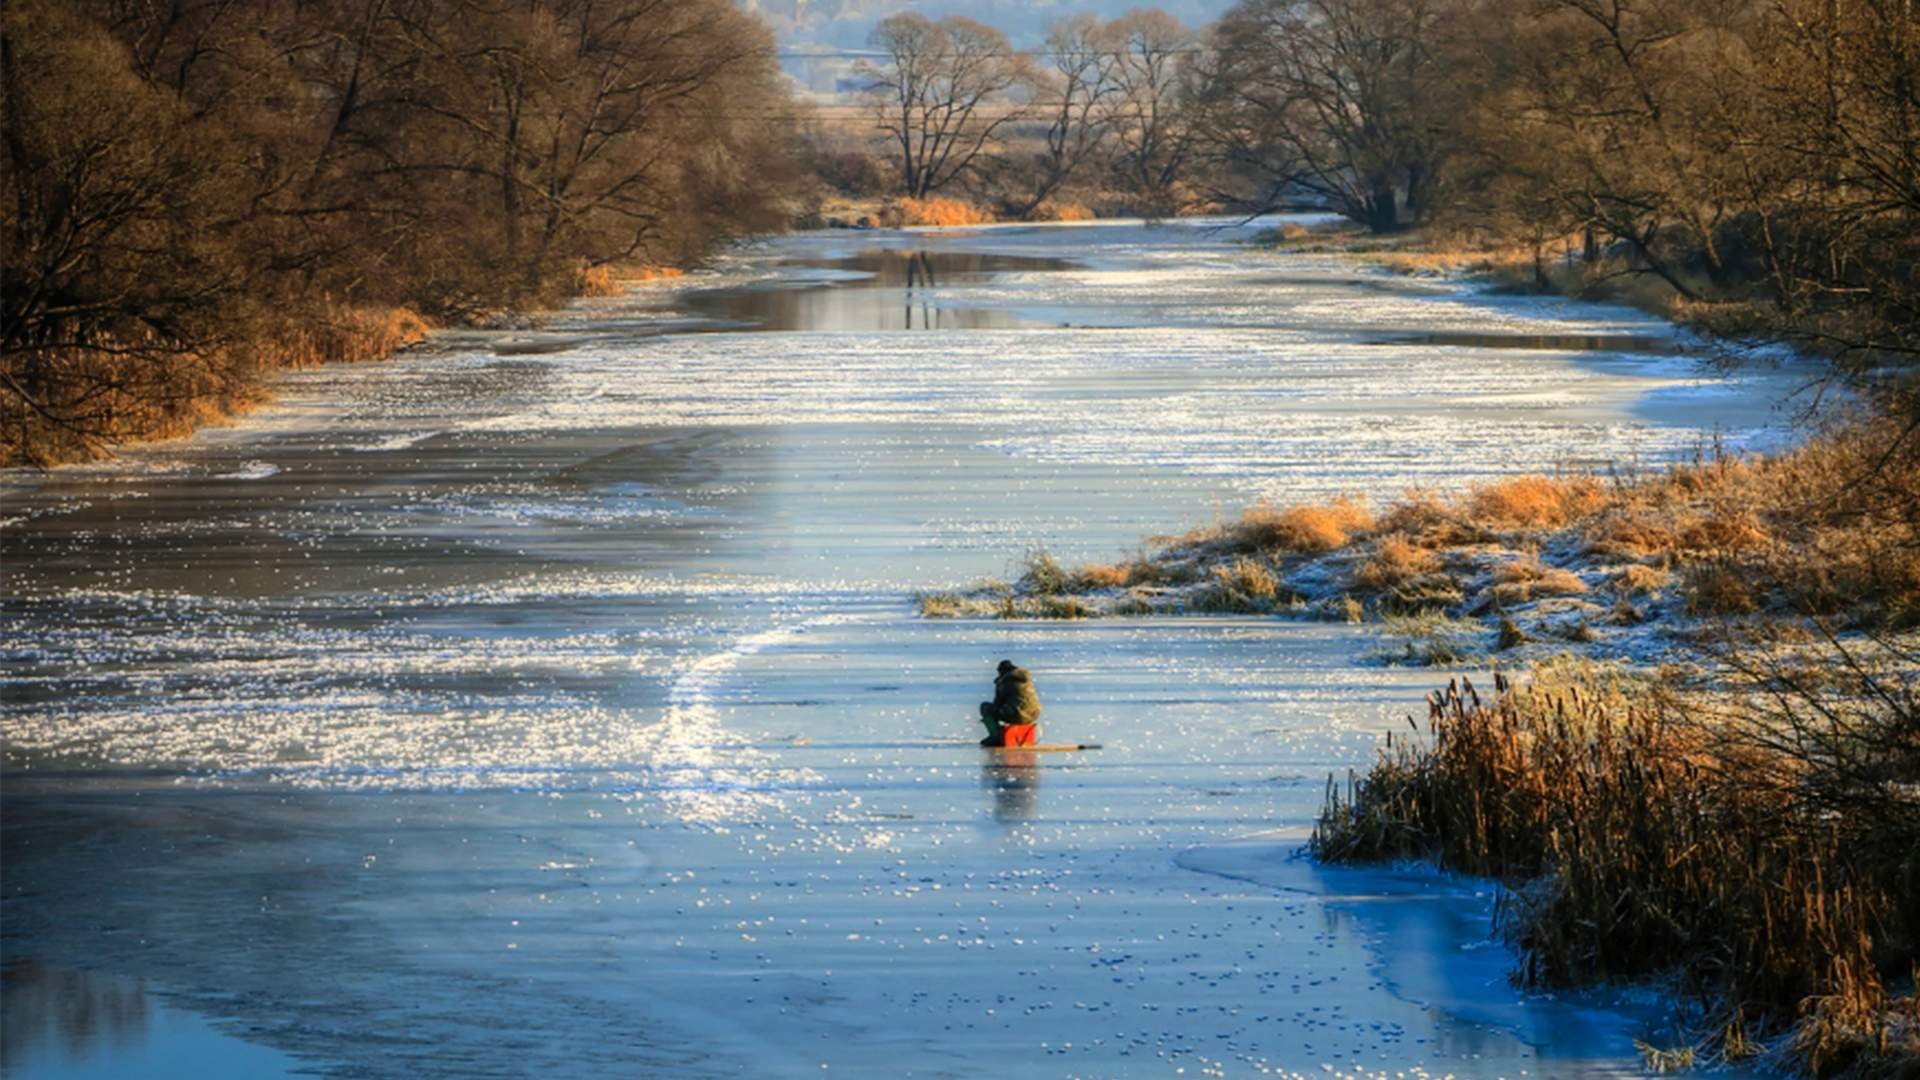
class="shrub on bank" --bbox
[1313,663,1919,1075]
[1026,418,1920,631]
[1028,199,1095,222]
[877,197,994,228]
[1208,498,1374,554]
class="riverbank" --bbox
[797,193,1266,230]
[1259,221,1848,385]
[0,264,684,469]
[923,454,1920,1077]
[1,0,797,471]
[1315,662,1918,1077]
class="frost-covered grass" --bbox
[920,418,1920,669]
[1369,612,1488,667]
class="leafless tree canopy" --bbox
[1205,0,1454,230]
[2,0,802,463]
[1009,15,1122,217]
[859,14,1036,199]
[1103,9,1201,216]
[1198,0,1918,408]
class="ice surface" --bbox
[1,216,1783,1077]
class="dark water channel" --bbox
[681,248,1076,332]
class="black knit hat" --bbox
[996,659,1016,673]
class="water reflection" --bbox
[982,752,1039,822]
[1,962,150,1072]
[681,248,1072,332]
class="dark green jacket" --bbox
[984,667,1042,726]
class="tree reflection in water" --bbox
[0,962,150,1073]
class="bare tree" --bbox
[1209,0,1455,232]
[1006,15,1121,217]
[861,14,1034,199]
[1103,8,1198,214]
[1185,26,1304,213]
[1,0,805,464]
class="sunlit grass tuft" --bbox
[1312,658,1920,1075]
[1466,475,1606,530]
[879,196,993,227]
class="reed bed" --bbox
[922,418,1920,643]
[1312,660,1919,1075]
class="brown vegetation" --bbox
[1313,659,1919,1075]
[1218,498,1375,554]
[1489,556,1589,606]
[2,0,803,464]
[876,197,996,228]
[834,8,1212,219]
[814,0,1916,406]
[925,417,1920,638]
[1468,475,1606,531]
[1204,0,1919,411]
[1028,200,1098,223]
[1352,535,1441,591]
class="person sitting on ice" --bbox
[978,659,1042,747]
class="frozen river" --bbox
[0,218,1791,1078]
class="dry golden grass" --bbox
[1684,563,1760,615]
[915,590,971,618]
[1029,199,1094,222]
[1490,556,1544,586]
[878,196,993,228]
[1675,508,1772,554]
[1365,247,1514,276]
[1612,564,1671,596]
[1314,664,1918,1076]
[1583,511,1678,558]
[1491,556,1589,599]
[1466,474,1606,530]
[1072,562,1134,589]
[1036,594,1090,619]
[1019,549,1070,595]
[1214,555,1279,600]
[259,305,432,369]
[628,265,686,283]
[933,417,1920,632]
[579,262,686,294]
[1232,497,1375,553]
[1377,488,1495,549]
[1352,534,1442,591]
[1432,241,1722,326]
[576,263,620,297]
